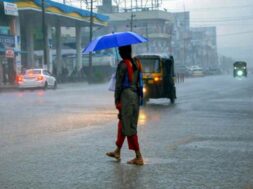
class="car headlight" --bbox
[237,70,243,76]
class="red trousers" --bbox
[116,120,140,151]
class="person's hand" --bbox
[116,102,122,110]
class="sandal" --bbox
[106,151,121,160]
[127,157,144,165]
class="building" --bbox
[108,10,173,55]
[96,1,194,64]
[96,1,174,56]
[171,12,191,66]
[190,27,218,69]
[0,1,20,84]
[171,13,218,70]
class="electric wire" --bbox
[218,30,253,37]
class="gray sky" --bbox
[162,0,253,66]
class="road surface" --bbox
[0,75,253,189]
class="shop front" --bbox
[0,34,16,84]
[0,1,18,85]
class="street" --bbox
[0,74,253,189]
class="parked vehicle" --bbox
[191,67,204,77]
[135,54,176,104]
[17,69,57,89]
[233,61,247,78]
[188,66,204,77]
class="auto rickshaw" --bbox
[233,61,247,78]
[135,54,176,104]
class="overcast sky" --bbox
[162,0,253,66]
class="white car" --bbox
[191,68,204,77]
[17,69,57,89]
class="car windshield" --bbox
[140,58,161,73]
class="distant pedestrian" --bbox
[106,45,144,165]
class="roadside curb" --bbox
[0,85,18,93]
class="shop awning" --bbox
[0,0,109,26]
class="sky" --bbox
[161,0,253,66]
[55,0,253,67]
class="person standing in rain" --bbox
[106,45,144,165]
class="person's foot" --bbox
[106,151,121,160]
[127,157,144,165]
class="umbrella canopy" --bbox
[82,31,148,54]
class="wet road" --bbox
[0,75,253,189]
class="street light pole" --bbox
[130,0,133,31]
[88,0,93,81]
[42,0,48,67]
[145,23,149,52]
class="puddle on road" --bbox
[184,140,253,152]
[141,158,177,165]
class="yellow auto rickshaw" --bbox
[135,54,177,104]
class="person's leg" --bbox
[106,120,125,160]
[115,120,125,149]
[125,97,144,165]
[127,134,139,151]
[127,134,144,165]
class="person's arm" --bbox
[114,61,126,106]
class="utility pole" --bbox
[145,23,149,52]
[130,13,135,32]
[88,0,93,81]
[130,0,135,32]
[42,0,48,67]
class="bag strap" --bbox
[124,59,133,84]
[124,58,142,85]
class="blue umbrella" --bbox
[82,31,148,54]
